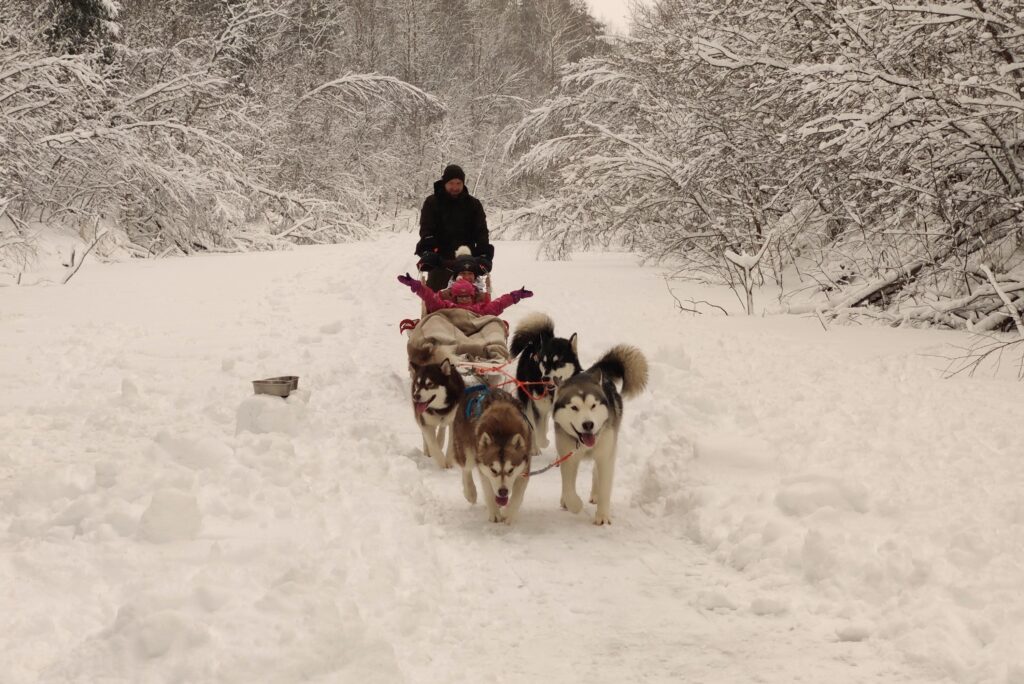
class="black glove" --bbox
[510,287,533,303]
[477,257,492,273]
[416,251,441,271]
[414,236,438,254]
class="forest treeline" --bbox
[0,0,602,257]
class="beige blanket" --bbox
[406,308,510,368]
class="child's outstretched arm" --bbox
[479,287,532,315]
[397,273,445,309]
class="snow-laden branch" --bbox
[299,73,445,116]
[37,120,242,158]
[979,264,1024,335]
[874,3,1013,27]
[724,229,777,271]
[121,72,228,110]
[0,55,103,89]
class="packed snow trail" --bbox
[2,233,1021,683]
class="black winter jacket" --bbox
[416,181,492,261]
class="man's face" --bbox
[444,178,464,197]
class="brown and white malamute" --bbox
[451,386,533,524]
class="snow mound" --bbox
[836,621,872,642]
[235,391,308,436]
[320,320,344,334]
[153,431,232,470]
[138,489,202,543]
[694,433,775,470]
[775,475,870,517]
[750,597,788,616]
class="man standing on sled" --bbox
[415,164,494,291]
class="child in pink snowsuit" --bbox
[397,274,532,315]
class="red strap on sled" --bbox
[399,318,419,334]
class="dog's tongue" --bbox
[414,401,430,414]
[495,495,509,507]
[580,432,596,447]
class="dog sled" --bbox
[404,307,511,389]
[400,252,509,388]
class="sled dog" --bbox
[509,313,582,454]
[452,386,533,524]
[410,358,465,469]
[552,345,648,525]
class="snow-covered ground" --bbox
[2,232,1022,683]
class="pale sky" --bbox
[584,0,638,35]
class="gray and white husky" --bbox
[552,345,648,525]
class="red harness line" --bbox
[456,359,555,399]
[454,359,567,477]
[525,448,575,478]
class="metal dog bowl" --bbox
[264,376,299,391]
[252,376,299,398]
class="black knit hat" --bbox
[441,164,466,183]
[451,254,483,275]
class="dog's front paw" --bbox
[593,513,612,526]
[561,493,583,514]
[489,512,505,523]
[463,482,477,504]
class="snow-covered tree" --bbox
[39,0,121,56]
[506,0,1024,331]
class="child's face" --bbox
[458,270,477,281]
[455,294,474,305]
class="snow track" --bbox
[2,234,1017,683]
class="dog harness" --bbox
[463,384,489,419]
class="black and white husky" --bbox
[410,359,465,468]
[509,312,582,454]
[552,345,648,525]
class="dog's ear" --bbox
[510,433,526,450]
[440,358,452,375]
[478,432,492,450]
[591,368,603,385]
[569,333,578,354]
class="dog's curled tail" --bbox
[593,345,649,398]
[510,311,555,357]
